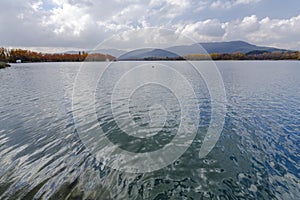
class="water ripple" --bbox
[0,62,299,199]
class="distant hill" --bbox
[166,41,288,55]
[118,48,181,60]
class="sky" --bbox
[0,0,300,52]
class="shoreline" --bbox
[4,59,300,64]
[0,62,11,69]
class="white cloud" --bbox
[97,27,195,50]
[42,2,91,36]
[223,15,300,49]
[178,19,225,41]
[30,0,43,11]
[211,0,261,9]
[147,0,191,23]
[0,0,300,50]
[109,4,146,27]
[223,15,260,40]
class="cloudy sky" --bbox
[0,0,300,52]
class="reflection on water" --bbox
[0,61,299,199]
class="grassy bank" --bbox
[0,62,11,69]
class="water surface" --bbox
[0,61,299,199]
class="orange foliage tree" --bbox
[0,47,116,63]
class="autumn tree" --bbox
[232,52,246,60]
[0,47,9,62]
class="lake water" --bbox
[0,61,299,199]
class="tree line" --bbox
[184,51,300,60]
[0,47,116,63]
[1,47,300,62]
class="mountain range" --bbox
[64,41,291,59]
[167,41,288,55]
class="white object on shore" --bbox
[16,59,22,63]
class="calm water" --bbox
[0,61,299,199]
